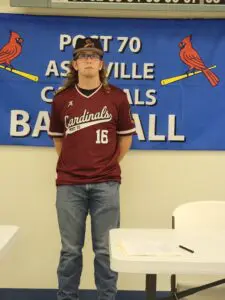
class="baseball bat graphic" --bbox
[0,64,39,82]
[161,65,216,86]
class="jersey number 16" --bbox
[96,129,109,144]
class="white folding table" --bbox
[109,228,225,300]
[0,225,19,260]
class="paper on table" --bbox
[121,237,182,256]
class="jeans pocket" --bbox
[106,181,120,189]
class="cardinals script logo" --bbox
[161,35,219,87]
[0,31,39,82]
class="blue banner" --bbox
[0,14,225,150]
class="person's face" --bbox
[72,50,103,79]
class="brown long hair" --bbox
[56,60,110,95]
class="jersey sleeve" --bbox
[48,97,64,137]
[117,93,136,135]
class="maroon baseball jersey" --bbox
[48,84,136,185]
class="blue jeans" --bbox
[56,182,120,300]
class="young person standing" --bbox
[48,37,136,300]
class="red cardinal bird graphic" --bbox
[0,31,23,69]
[179,35,219,87]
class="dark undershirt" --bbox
[77,85,99,96]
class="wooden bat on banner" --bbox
[0,64,39,82]
[161,65,217,86]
